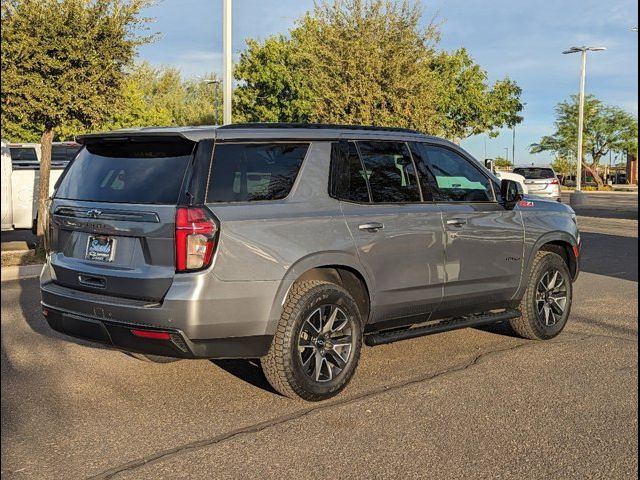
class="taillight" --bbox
[550,179,559,185]
[175,207,218,272]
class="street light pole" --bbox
[562,46,606,205]
[575,49,587,192]
[222,0,232,125]
[512,126,516,166]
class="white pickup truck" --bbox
[1,140,80,231]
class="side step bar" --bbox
[364,309,521,347]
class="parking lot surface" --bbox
[1,194,637,479]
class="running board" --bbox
[364,309,521,347]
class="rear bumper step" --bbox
[364,309,521,347]
[42,305,273,359]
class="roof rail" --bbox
[216,122,423,135]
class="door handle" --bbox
[446,218,467,227]
[358,222,384,232]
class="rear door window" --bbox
[55,140,195,204]
[331,141,371,203]
[207,143,308,202]
[356,141,421,203]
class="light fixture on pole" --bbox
[204,79,222,124]
[562,46,606,205]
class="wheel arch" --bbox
[266,252,373,335]
[529,231,579,280]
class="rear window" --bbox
[9,147,38,168]
[55,140,194,204]
[513,168,555,179]
[52,144,81,167]
[207,143,308,202]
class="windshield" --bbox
[513,168,556,180]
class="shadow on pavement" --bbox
[580,231,638,282]
[17,277,109,350]
[573,207,638,221]
[210,359,279,395]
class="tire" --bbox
[510,251,573,340]
[126,352,180,364]
[261,280,363,401]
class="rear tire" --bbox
[261,280,363,401]
[510,251,572,340]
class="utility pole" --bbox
[562,46,606,205]
[512,126,516,166]
[223,0,232,125]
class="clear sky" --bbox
[137,0,639,165]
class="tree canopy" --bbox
[1,0,153,239]
[1,0,153,140]
[233,0,523,140]
[530,95,638,186]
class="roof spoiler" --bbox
[76,132,195,145]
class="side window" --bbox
[207,143,308,202]
[331,141,370,202]
[420,144,494,202]
[357,141,421,203]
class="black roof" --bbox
[217,122,423,135]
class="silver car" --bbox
[512,166,562,202]
[41,124,580,401]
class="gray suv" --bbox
[41,124,581,401]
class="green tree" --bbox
[293,0,441,132]
[429,48,523,141]
[493,156,513,169]
[233,0,523,139]
[54,62,222,140]
[1,0,153,241]
[550,156,576,179]
[530,95,638,187]
[234,36,311,123]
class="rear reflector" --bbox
[572,244,580,258]
[131,329,171,340]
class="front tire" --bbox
[510,251,573,340]
[262,280,363,401]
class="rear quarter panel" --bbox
[204,141,370,331]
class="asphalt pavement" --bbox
[1,193,637,479]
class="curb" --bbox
[1,264,43,282]
[561,190,638,195]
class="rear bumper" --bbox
[40,261,279,359]
[43,306,272,358]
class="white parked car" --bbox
[512,166,562,202]
[483,159,528,195]
[1,140,80,231]
[494,170,529,194]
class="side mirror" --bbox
[500,179,524,210]
[484,158,495,173]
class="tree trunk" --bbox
[583,162,604,188]
[36,127,54,248]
